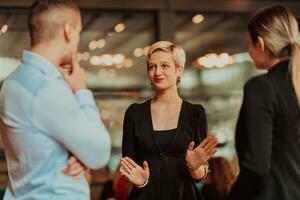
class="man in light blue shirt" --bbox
[0,0,111,199]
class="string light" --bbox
[1,24,8,33]
[114,23,125,33]
[196,53,234,69]
[133,48,144,57]
[192,14,204,24]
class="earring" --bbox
[177,76,181,84]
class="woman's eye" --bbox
[148,65,155,70]
[162,64,169,68]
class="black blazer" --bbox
[122,99,207,200]
[229,60,300,200]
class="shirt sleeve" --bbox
[32,79,111,169]
[122,104,137,161]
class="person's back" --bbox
[0,1,111,199]
[229,5,300,200]
[233,63,300,200]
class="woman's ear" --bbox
[176,66,184,77]
[257,36,266,53]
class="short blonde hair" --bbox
[147,41,186,69]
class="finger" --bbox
[71,52,80,72]
[203,137,218,152]
[68,162,84,173]
[68,156,77,165]
[124,157,138,168]
[199,135,212,148]
[120,160,133,174]
[57,67,69,78]
[122,158,135,170]
[188,141,195,150]
[63,162,84,176]
[208,148,217,158]
[61,167,68,173]
[119,166,130,177]
[65,166,84,177]
[72,172,84,180]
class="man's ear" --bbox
[257,36,266,53]
[63,23,72,42]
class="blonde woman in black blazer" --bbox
[229,5,300,200]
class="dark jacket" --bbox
[122,99,207,200]
[229,60,300,200]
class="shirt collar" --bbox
[22,50,62,78]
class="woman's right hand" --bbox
[119,157,149,187]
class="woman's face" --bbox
[248,34,269,69]
[147,51,182,91]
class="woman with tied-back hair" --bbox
[119,41,218,200]
[229,5,300,200]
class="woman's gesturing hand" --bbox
[185,135,218,170]
[119,157,149,187]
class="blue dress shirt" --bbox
[0,51,111,200]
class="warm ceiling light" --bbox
[90,56,103,66]
[102,54,114,66]
[196,53,235,68]
[113,54,125,65]
[133,48,144,57]
[97,39,106,48]
[89,40,98,50]
[1,24,8,33]
[114,23,125,33]
[192,14,204,24]
[76,52,83,61]
[82,52,90,61]
[124,58,133,68]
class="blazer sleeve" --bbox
[191,104,208,145]
[122,104,137,161]
[198,105,208,141]
[238,77,275,176]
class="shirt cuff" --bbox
[74,89,97,109]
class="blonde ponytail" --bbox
[289,42,300,106]
[248,5,300,106]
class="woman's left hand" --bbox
[185,135,218,170]
[62,156,88,179]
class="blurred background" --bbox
[0,0,299,199]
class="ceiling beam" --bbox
[170,0,300,15]
[0,0,164,10]
[0,0,299,16]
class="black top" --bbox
[122,99,207,200]
[229,60,300,200]
[202,184,226,200]
[99,180,114,200]
[153,129,177,153]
